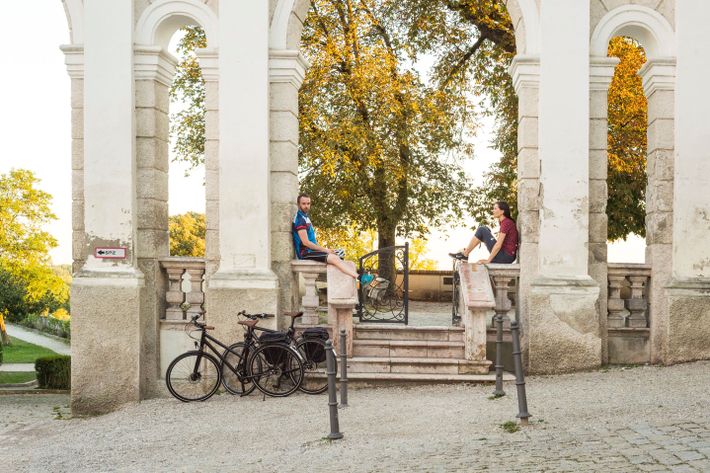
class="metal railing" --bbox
[356,243,409,324]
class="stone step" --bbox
[347,356,491,375]
[352,339,465,359]
[354,324,464,342]
[343,372,514,385]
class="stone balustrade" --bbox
[159,257,206,321]
[607,263,651,329]
[290,259,328,325]
[487,264,521,328]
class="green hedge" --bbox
[35,355,71,389]
[19,314,71,339]
[0,341,3,364]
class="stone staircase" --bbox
[345,324,499,383]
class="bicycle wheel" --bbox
[221,342,256,396]
[166,351,221,402]
[248,343,304,397]
[296,338,332,395]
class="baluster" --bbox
[301,271,321,325]
[165,266,186,321]
[627,275,648,328]
[185,266,206,320]
[607,275,628,328]
[491,273,513,329]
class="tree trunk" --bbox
[377,225,397,285]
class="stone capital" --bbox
[269,49,309,88]
[509,55,540,95]
[134,46,178,87]
[196,47,219,82]
[60,44,84,79]
[639,58,676,96]
[589,56,619,91]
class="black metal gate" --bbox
[356,243,409,324]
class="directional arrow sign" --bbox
[94,247,127,259]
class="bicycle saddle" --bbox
[238,319,259,327]
[283,311,304,318]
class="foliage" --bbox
[0,169,57,266]
[169,26,207,173]
[607,37,647,240]
[299,0,474,251]
[19,313,71,339]
[35,355,71,390]
[169,212,206,257]
[1,338,57,364]
[317,226,436,269]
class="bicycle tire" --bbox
[296,337,332,395]
[220,342,257,396]
[166,350,221,402]
[248,343,304,397]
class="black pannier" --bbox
[302,327,329,363]
[258,332,289,364]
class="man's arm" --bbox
[297,229,332,254]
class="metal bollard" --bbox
[493,311,506,397]
[325,340,343,439]
[339,328,348,408]
[510,320,531,425]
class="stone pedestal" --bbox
[528,277,601,374]
[665,280,710,364]
[327,262,357,356]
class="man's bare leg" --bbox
[327,253,358,278]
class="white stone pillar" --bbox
[510,55,540,369]
[269,50,308,325]
[206,2,279,342]
[589,57,619,364]
[527,0,601,374]
[71,0,144,415]
[60,45,86,274]
[196,48,219,277]
[639,58,675,364]
[666,0,710,363]
[133,46,176,398]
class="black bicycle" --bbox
[222,311,332,395]
[166,313,304,401]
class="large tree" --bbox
[0,170,69,338]
[299,0,475,255]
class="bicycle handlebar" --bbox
[237,310,275,320]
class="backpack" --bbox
[302,327,329,363]
[258,332,290,364]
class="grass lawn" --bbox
[0,371,36,384]
[2,338,57,363]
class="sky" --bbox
[0,1,645,269]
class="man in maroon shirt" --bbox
[449,201,518,264]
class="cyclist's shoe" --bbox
[449,251,467,261]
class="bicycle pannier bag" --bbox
[258,332,289,364]
[302,327,329,363]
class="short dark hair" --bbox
[297,193,311,204]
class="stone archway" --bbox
[589,3,676,365]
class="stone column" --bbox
[60,45,86,275]
[196,48,219,278]
[71,1,144,415]
[206,1,279,344]
[666,0,710,363]
[510,55,540,368]
[133,46,175,398]
[639,58,675,364]
[589,56,619,364]
[327,263,357,356]
[528,0,600,374]
[269,50,308,326]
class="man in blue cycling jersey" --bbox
[292,194,358,279]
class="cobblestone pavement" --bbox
[3,362,710,472]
